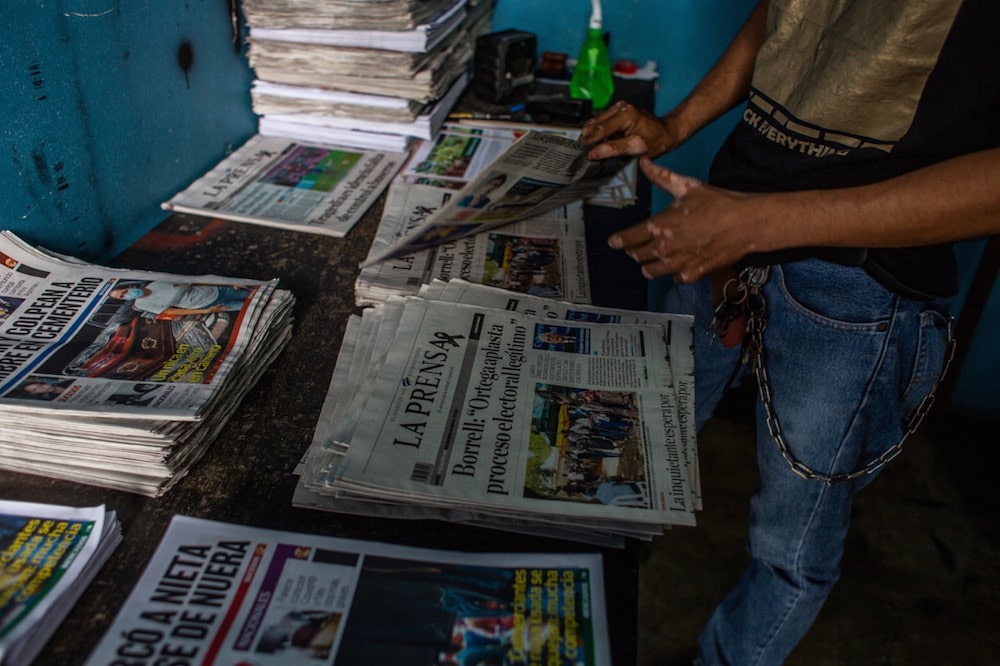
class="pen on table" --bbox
[448,103,526,121]
[448,112,517,120]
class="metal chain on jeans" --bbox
[735,265,957,485]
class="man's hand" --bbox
[608,158,759,283]
[580,101,686,160]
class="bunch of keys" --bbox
[706,266,770,354]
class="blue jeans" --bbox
[663,259,952,665]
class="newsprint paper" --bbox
[362,130,630,266]
[294,287,698,544]
[162,134,406,238]
[84,515,612,666]
[0,500,121,666]
[355,180,591,306]
[0,231,294,496]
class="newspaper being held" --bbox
[363,130,631,266]
[0,231,295,496]
[401,122,636,208]
[84,515,613,666]
[400,122,578,186]
[162,134,406,238]
[296,293,698,542]
[355,179,591,305]
[0,500,121,666]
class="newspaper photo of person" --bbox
[484,235,564,299]
[526,384,648,508]
[7,376,74,401]
[533,324,589,354]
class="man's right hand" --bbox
[579,101,684,160]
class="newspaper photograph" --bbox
[162,134,406,238]
[402,122,636,208]
[363,130,631,266]
[84,515,612,666]
[325,297,696,529]
[401,124,578,185]
[0,231,282,420]
[0,500,121,666]
[356,180,591,306]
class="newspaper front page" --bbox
[0,232,295,495]
[0,232,281,420]
[84,515,612,666]
[0,500,121,666]
[162,134,406,238]
[423,280,700,511]
[356,180,591,305]
[314,296,696,532]
[363,130,630,266]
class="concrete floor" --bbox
[636,393,1000,665]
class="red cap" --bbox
[614,59,639,75]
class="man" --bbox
[580,1,998,663]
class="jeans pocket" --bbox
[901,308,951,419]
[775,260,894,328]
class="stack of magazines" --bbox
[0,500,121,666]
[0,231,295,496]
[84,515,612,665]
[293,279,699,545]
[244,0,495,151]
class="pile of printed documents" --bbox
[243,0,494,151]
[293,279,699,545]
[0,231,295,496]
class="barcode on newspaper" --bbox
[411,462,432,483]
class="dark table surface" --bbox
[2,167,653,664]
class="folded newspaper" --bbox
[162,134,406,238]
[362,129,632,267]
[355,179,592,306]
[0,500,121,666]
[294,281,698,544]
[0,231,295,496]
[84,515,613,665]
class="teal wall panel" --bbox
[0,1,257,262]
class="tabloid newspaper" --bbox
[400,122,636,208]
[355,179,591,306]
[293,285,699,543]
[162,134,406,238]
[0,231,295,496]
[0,500,121,666]
[83,515,612,666]
[362,129,632,267]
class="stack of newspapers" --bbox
[293,279,700,545]
[244,0,495,151]
[0,500,121,666]
[0,231,295,496]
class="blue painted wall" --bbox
[0,1,257,263]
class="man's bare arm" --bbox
[581,0,769,159]
[612,147,1000,282]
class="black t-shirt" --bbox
[709,0,1000,299]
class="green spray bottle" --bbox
[569,0,614,109]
